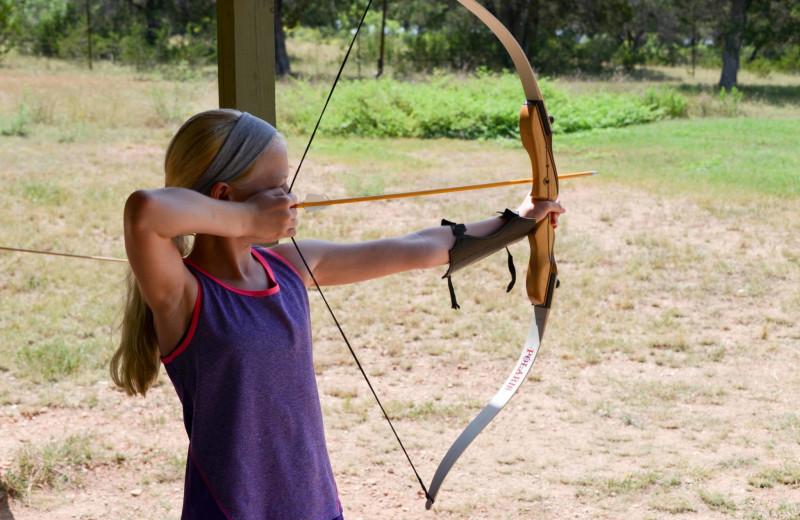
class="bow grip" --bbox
[519,100,559,307]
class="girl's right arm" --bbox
[124,187,296,349]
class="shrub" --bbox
[278,72,677,139]
[643,86,689,118]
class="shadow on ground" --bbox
[0,490,15,520]
[676,82,800,106]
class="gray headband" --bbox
[192,112,277,195]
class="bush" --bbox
[717,86,743,116]
[612,41,646,73]
[745,57,775,78]
[29,1,80,58]
[120,21,157,71]
[575,34,619,73]
[278,72,678,139]
[777,44,800,73]
[1,98,31,137]
[643,86,689,118]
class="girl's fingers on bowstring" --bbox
[247,188,299,241]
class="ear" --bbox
[209,182,231,200]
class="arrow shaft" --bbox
[297,170,596,209]
[0,246,127,263]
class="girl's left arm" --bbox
[272,197,564,287]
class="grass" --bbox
[748,464,800,488]
[699,489,738,512]
[771,414,800,444]
[16,340,93,381]
[557,118,800,200]
[2,434,102,501]
[385,400,475,421]
[649,493,698,513]
[583,470,683,495]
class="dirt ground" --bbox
[1,171,799,520]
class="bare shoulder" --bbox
[268,242,313,287]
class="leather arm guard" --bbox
[441,208,537,309]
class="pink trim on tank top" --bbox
[183,250,280,297]
[161,276,202,364]
[257,248,304,282]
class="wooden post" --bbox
[217,0,277,125]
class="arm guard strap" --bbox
[441,209,536,309]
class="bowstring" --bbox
[287,0,432,502]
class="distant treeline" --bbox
[1,0,798,88]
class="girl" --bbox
[110,109,564,520]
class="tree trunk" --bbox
[86,0,93,70]
[718,0,751,91]
[497,0,533,56]
[690,17,697,77]
[274,0,290,76]
[520,0,535,58]
[376,0,387,78]
[126,0,165,46]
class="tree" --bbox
[672,0,716,76]
[0,0,21,61]
[743,0,800,68]
[718,0,752,90]
[275,0,290,76]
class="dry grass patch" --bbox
[699,489,738,513]
[649,491,699,513]
[748,464,800,489]
[2,433,105,502]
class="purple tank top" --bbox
[162,248,342,520]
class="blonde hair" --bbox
[110,109,243,396]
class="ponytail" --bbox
[111,234,194,396]
[110,271,159,396]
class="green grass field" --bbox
[1,51,799,519]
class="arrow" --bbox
[297,170,596,211]
[0,245,128,263]
[0,172,596,264]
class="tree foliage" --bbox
[0,0,22,60]
[0,0,798,86]
[6,0,216,70]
